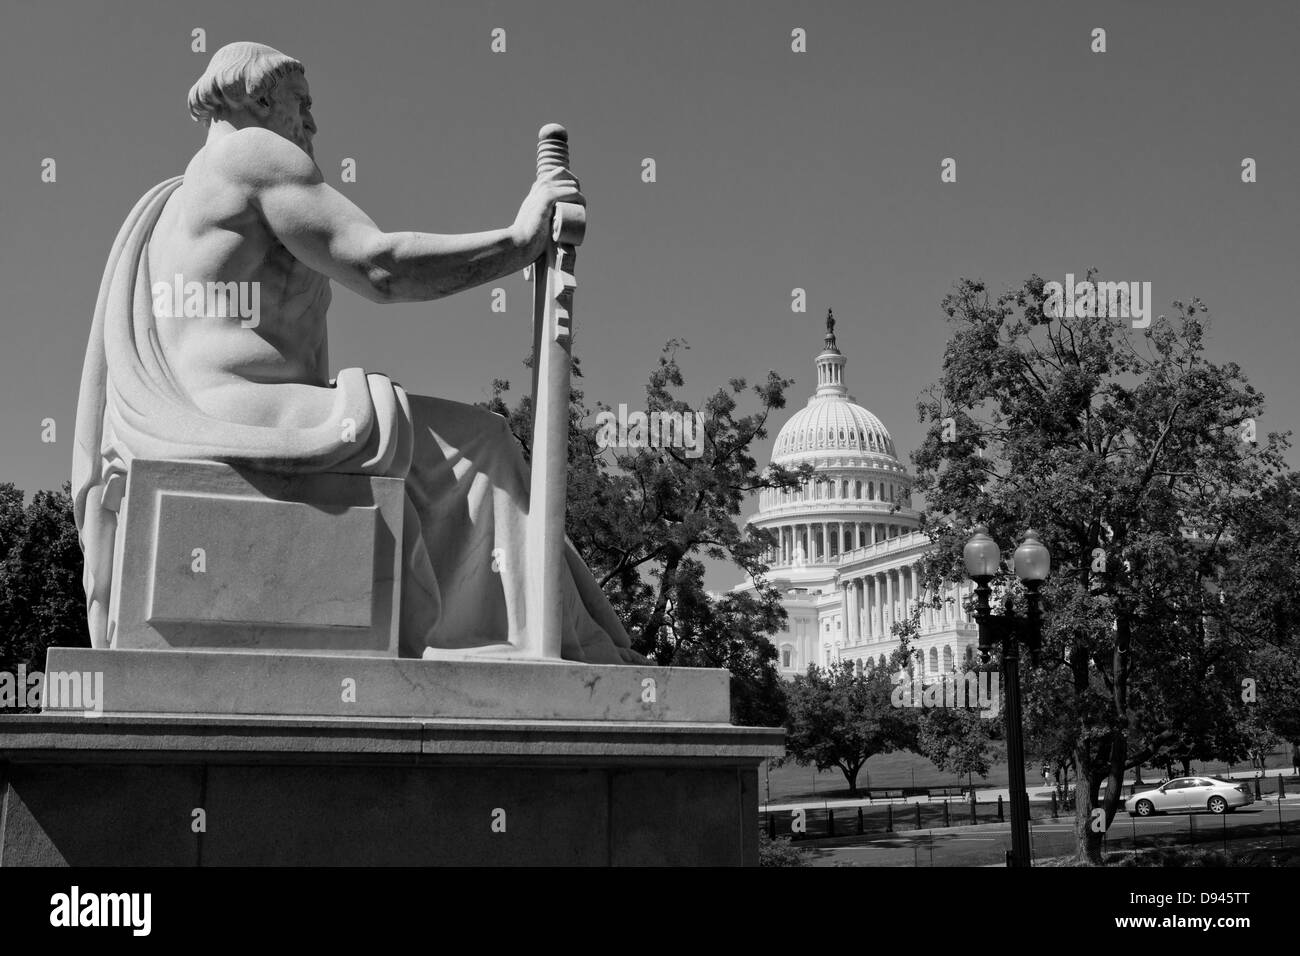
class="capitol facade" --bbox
[735,312,979,677]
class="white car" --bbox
[1125,776,1254,816]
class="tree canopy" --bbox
[910,274,1292,862]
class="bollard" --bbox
[828,808,835,837]
[998,795,1005,822]
[767,813,776,839]
[886,802,893,832]
[857,806,864,834]
[1255,776,1263,800]
[915,803,922,830]
[969,792,977,825]
[1051,792,1058,817]
[1279,776,1286,799]
[944,800,950,828]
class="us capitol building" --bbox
[735,311,979,677]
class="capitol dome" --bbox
[750,309,917,571]
[737,310,976,682]
[773,393,897,463]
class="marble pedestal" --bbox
[0,649,783,866]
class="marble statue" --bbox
[72,41,641,664]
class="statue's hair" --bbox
[188,42,304,124]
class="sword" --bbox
[525,123,585,658]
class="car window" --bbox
[1194,778,1215,787]
[1165,780,1188,790]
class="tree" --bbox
[917,705,995,780]
[486,340,812,725]
[910,274,1290,863]
[0,482,91,711]
[784,660,917,795]
[1220,471,1300,751]
[891,598,996,780]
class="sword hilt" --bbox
[536,123,585,246]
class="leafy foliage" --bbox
[784,659,918,794]
[0,482,90,710]
[909,274,1292,862]
[757,830,812,867]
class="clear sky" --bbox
[1,0,1296,592]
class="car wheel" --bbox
[1208,796,1227,814]
[1135,800,1154,817]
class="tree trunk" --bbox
[1073,760,1106,865]
[840,763,861,796]
[637,553,681,653]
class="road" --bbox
[794,800,1300,867]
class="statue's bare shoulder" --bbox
[175,126,320,248]
[206,125,321,194]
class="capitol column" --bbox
[908,565,918,624]
[844,578,859,644]
[863,576,872,639]
[864,576,874,639]
[856,579,866,642]
[884,569,894,635]
[874,573,884,638]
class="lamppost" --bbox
[963,525,1051,868]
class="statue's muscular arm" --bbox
[219,127,570,304]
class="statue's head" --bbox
[188,42,315,157]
